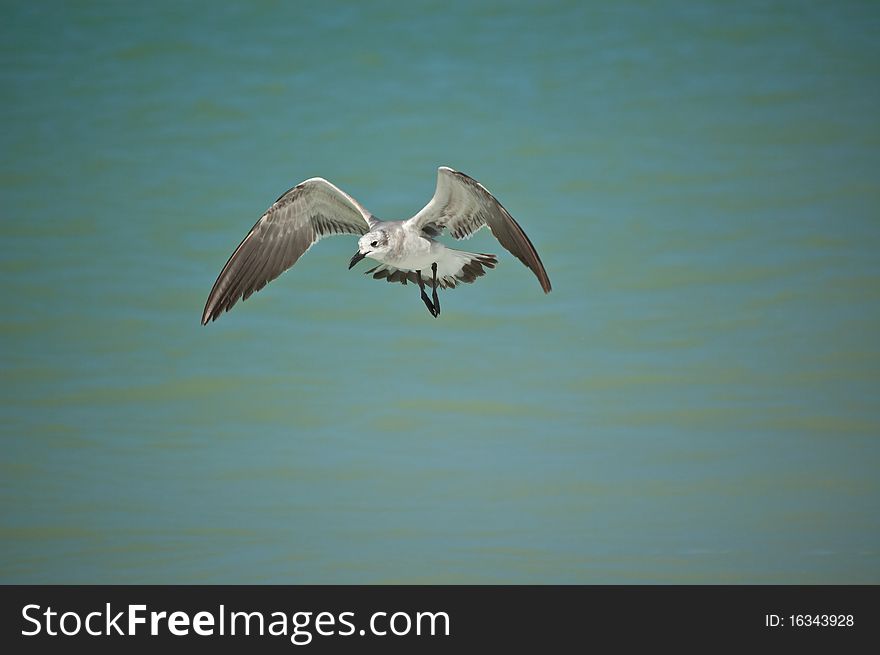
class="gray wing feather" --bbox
[406,167,551,293]
[202,178,373,324]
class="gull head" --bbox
[349,230,390,269]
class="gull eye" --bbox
[370,241,378,247]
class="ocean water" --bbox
[1,0,878,583]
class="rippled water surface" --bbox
[2,1,879,582]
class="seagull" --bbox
[201,166,551,324]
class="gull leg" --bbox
[416,270,438,318]
[431,262,440,316]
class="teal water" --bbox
[2,1,879,583]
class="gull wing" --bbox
[406,167,551,293]
[202,178,374,324]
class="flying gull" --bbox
[201,166,551,324]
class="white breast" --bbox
[384,233,438,271]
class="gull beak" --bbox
[349,250,368,269]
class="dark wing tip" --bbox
[501,214,552,294]
[533,253,552,293]
[532,258,552,293]
[201,298,224,325]
[540,274,552,293]
[525,258,552,293]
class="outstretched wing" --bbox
[406,167,551,293]
[202,178,374,324]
